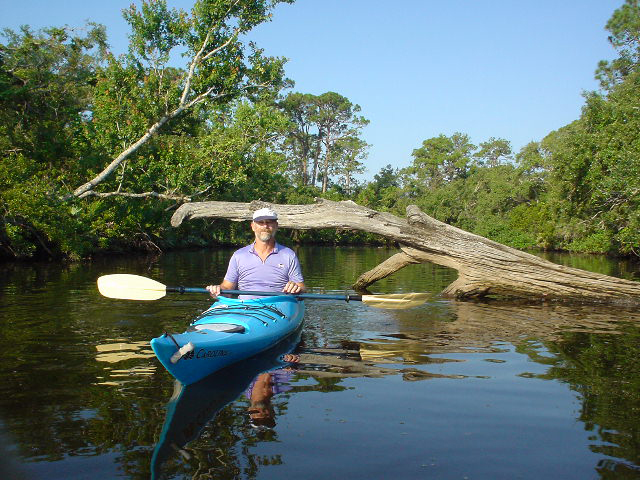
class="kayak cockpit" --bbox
[188,323,246,334]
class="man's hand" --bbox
[282,281,305,294]
[206,280,236,297]
[206,285,221,297]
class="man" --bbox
[206,207,306,298]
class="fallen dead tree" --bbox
[170,199,640,305]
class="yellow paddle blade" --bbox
[97,274,167,300]
[361,292,431,309]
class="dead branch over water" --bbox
[170,199,640,305]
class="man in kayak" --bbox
[206,207,306,298]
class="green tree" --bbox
[278,92,319,187]
[310,92,369,193]
[541,71,640,254]
[473,137,512,167]
[403,132,475,192]
[0,25,107,165]
[0,1,296,259]
[595,0,640,90]
[356,164,402,212]
[332,135,368,196]
[71,0,292,199]
[197,100,291,203]
[0,24,108,258]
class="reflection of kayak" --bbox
[150,327,302,480]
[150,295,304,385]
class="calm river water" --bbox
[1,246,639,479]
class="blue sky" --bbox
[3,1,623,180]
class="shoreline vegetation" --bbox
[1,0,639,262]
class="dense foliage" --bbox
[0,0,638,259]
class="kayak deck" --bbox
[150,295,304,385]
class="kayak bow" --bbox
[150,295,304,385]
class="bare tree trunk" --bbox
[322,144,330,193]
[344,171,351,196]
[311,130,323,186]
[311,149,319,186]
[322,161,329,193]
[300,154,308,186]
[170,199,640,305]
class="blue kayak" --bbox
[150,327,302,479]
[150,295,305,385]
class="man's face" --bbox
[251,219,278,242]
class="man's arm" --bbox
[284,250,305,294]
[206,279,237,297]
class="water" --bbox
[1,247,639,479]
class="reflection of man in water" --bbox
[246,354,299,428]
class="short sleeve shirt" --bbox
[224,242,304,293]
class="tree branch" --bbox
[69,114,173,199]
[170,199,640,304]
[79,190,190,202]
[68,4,259,200]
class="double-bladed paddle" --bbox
[97,274,430,309]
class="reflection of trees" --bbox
[446,301,640,477]
[318,300,639,363]
[0,261,174,478]
[300,300,640,381]
[446,301,639,343]
[527,326,640,475]
[305,300,640,477]
[295,346,466,381]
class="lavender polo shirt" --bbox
[224,242,304,296]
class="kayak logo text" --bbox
[182,349,229,360]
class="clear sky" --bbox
[2,0,624,180]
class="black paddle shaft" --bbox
[166,286,363,302]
